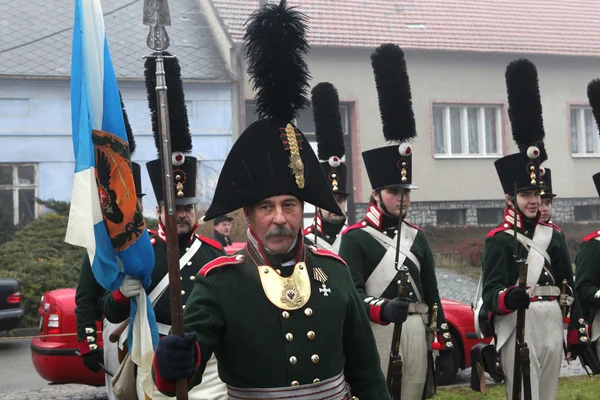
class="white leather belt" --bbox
[227,371,349,399]
[531,286,560,297]
[408,302,429,315]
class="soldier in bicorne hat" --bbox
[150,2,389,399]
[100,55,227,399]
[574,79,600,374]
[75,96,142,400]
[339,44,453,399]
[481,59,586,400]
[303,82,349,254]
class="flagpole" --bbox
[143,1,188,399]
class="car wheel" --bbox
[435,328,461,386]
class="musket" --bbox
[511,183,532,400]
[386,193,407,400]
[143,1,188,399]
[561,279,571,363]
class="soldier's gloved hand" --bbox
[504,286,530,310]
[435,350,454,382]
[119,275,142,298]
[81,348,104,373]
[155,333,198,382]
[381,298,410,324]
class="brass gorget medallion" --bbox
[257,262,311,310]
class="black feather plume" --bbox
[119,92,135,155]
[505,58,545,159]
[243,0,310,122]
[587,79,600,135]
[371,43,416,143]
[311,82,345,160]
[144,53,192,155]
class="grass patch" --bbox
[436,375,599,399]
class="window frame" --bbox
[431,102,505,159]
[436,209,467,226]
[0,163,38,225]
[570,103,600,158]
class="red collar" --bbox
[365,203,383,229]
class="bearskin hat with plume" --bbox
[505,58,547,163]
[144,53,192,156]
[312,82,344,161]
[371,43,416,144]
[202,0,342,220]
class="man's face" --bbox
[373,188,411,218]
[245,195,303,254]
[539,198,552,223]
[156,203,196,234]
[319,194,347,224]
[215,221,232,236]
[506,190,541,219]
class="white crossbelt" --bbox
[226,371,348,400]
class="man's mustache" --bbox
[266,225,295,239]
[176,219,191,226]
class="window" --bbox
[433,104,503,157]
[245,101,356,224]
[436,209,466,226]
[571,106,599,155]
[574,205,600,222]
[477,208,503,225]
[0,164,37,226]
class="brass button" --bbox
[307,331,315,340]
[187,261,192,266]
[289,356,297,365]
[190,276,196,281]
[263,268,269,274]
[313,378,320,384]
[182,305,186,310]
[286,333,294,342]
[185,247,190,251]
[311,354,320,364]
[291,381,299,386]
[181,290,186,295]
[282,311,290,319]
[304,308,313,317]
[276,269,281,275]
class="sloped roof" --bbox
[0,0,231,80]
[211,0,600,57]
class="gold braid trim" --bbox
[285,123,305,189]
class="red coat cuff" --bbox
[78,339,95,355]
[112,289,130,306]
[369,302,390,326]
[497,287,516,315]
[567,329,583,347]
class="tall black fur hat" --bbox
[144,54,198,205]
[203,0,342,220]
[363,43,418,191]
[494,59,548,195]
[312,82,349,196]
[119,92,144,197]
[587,79,600,197]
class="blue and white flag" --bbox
[67,0,158,351]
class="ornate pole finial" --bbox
[143,0,171,51]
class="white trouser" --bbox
[102,319,120,400]
[148,355,227,400]
[498,301,563,400]
[372,314,428,400]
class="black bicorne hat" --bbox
[312,82,349,197]
[144,54,198,205]
[540,168,556,199]
[203,0,341,220]
[587,80,600,197]
[120,92,144,197]
[363,44,418,191]
[494,59,547,195]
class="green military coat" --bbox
[75,256,103,352]
[338,206,447,330]
[179,244,390,400]
[102,228,225,325]
[575,231,600,322]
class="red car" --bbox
[31,243,490,386]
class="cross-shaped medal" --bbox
[319,283,331,296]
